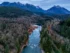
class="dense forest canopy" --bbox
[0,6,33,18]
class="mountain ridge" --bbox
[46,5,70,15]
[0,2,45,14]
[0,2,70,15]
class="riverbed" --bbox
[22,26,42,53]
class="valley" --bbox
[0,1,70,53]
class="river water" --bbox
[22,26,42,53]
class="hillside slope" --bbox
[0,6,33,18]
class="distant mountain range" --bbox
[0,2,70,15]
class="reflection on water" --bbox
[22,26,42,53]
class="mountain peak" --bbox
[1,2,10,5]
[53,5,62,8]
[46,5,70,14]
[51,5,64,9]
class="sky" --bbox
[0,0,70,10]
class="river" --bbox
[22,25,42,53]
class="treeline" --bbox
[0,6,33,18]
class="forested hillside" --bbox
[0,6,33,53]
[40,19,70,53]
[0,6,33,18]
[59,18,70,38]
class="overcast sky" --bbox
[0,0,70,10]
